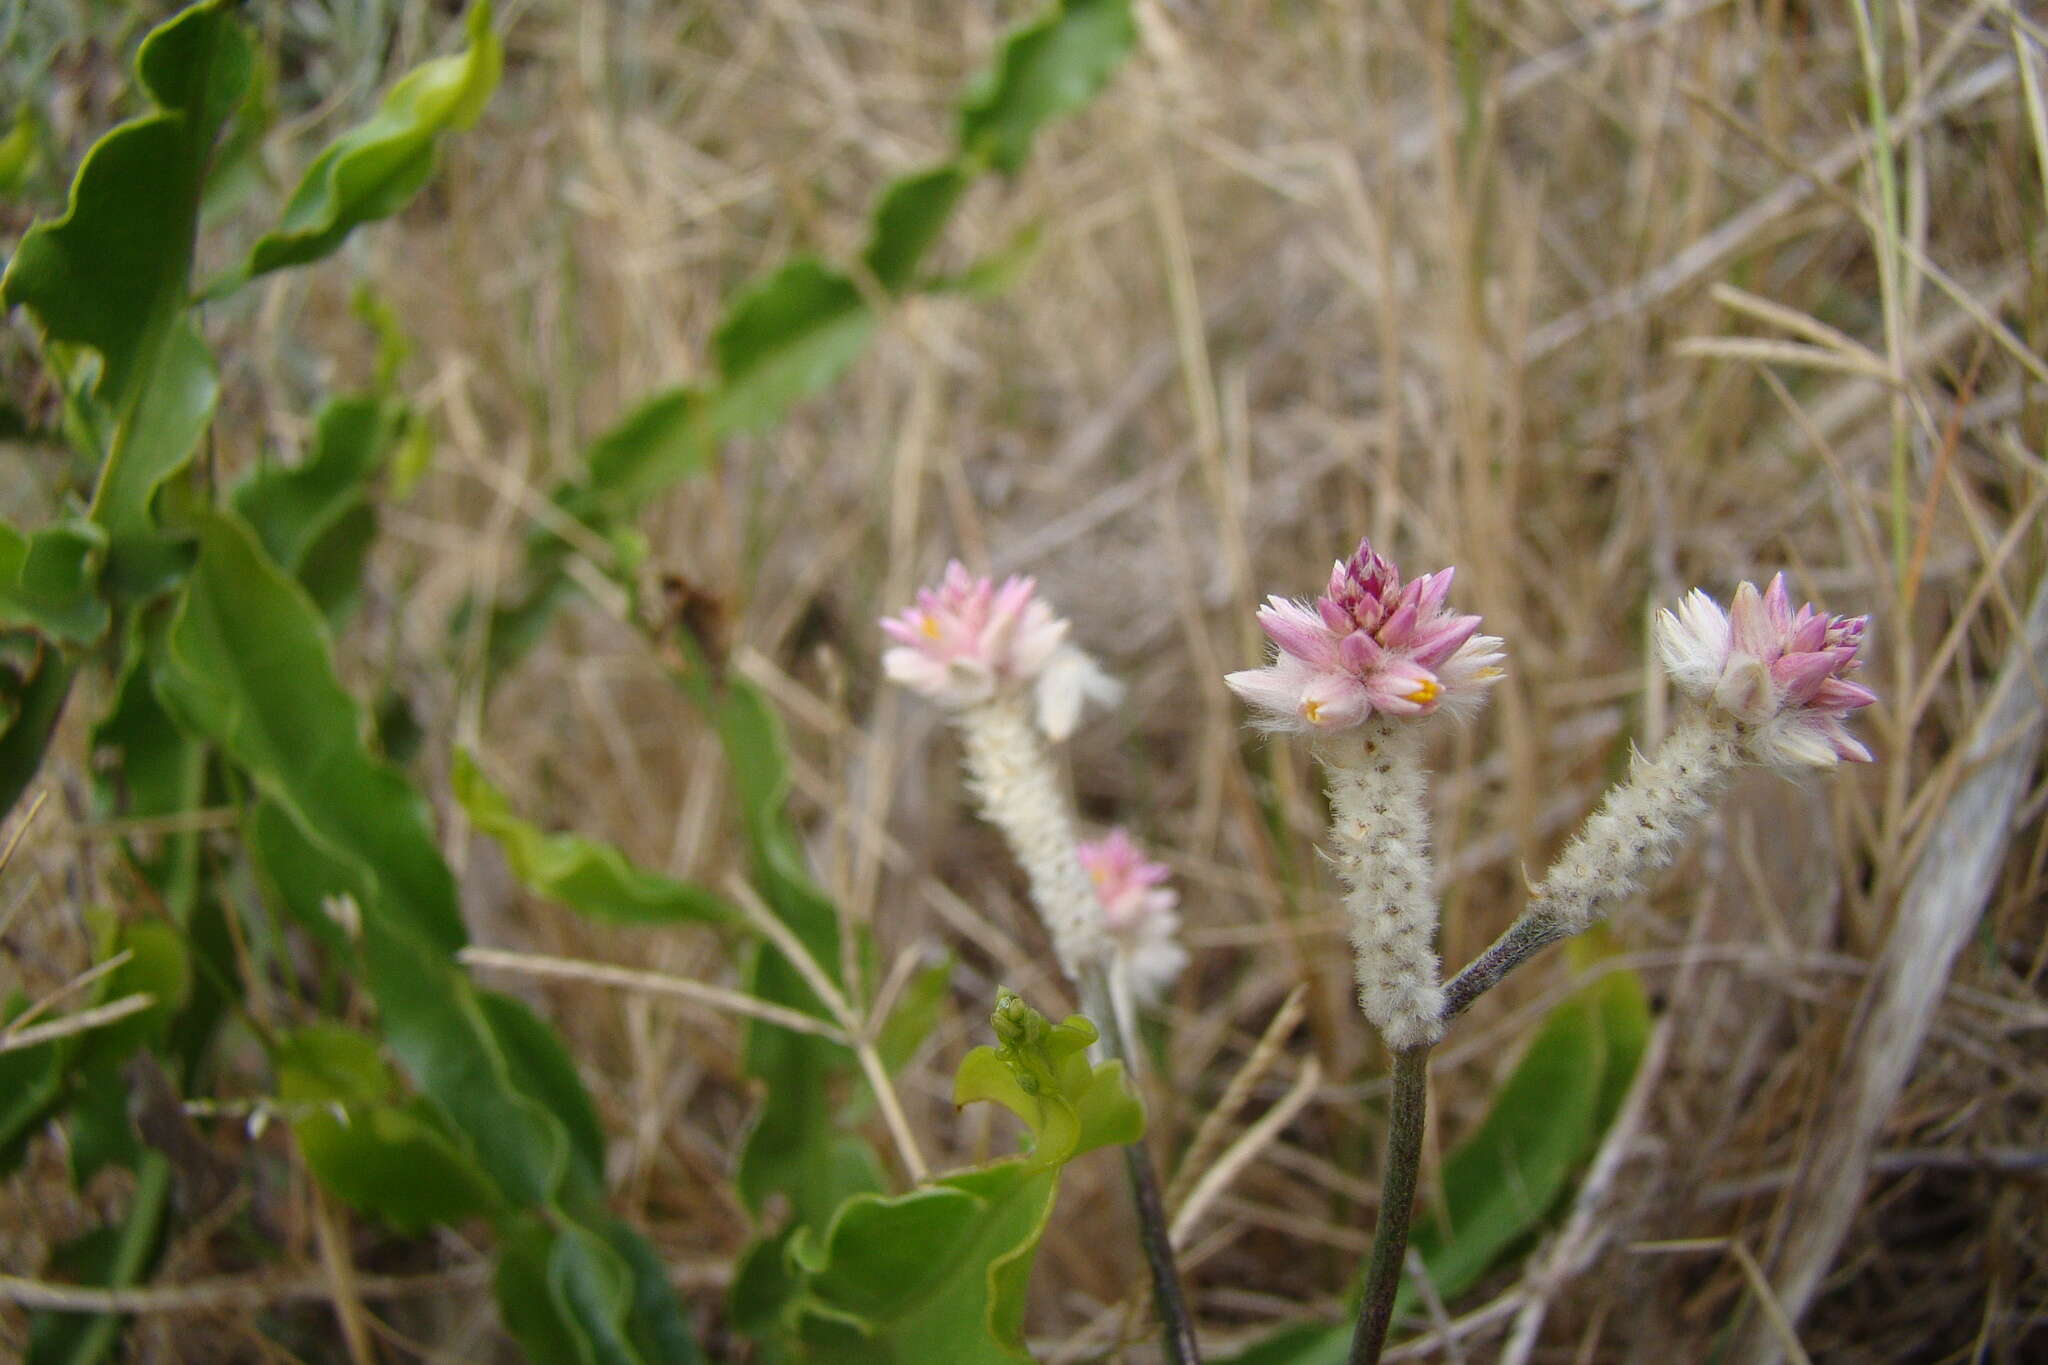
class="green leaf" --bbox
[1213,1322,1348,1365]
[0,518,108,645]
[583,387,714,511]
[92,316,216,546]
[784,992,1142,1362]
[233,395,391,582]
[601,1216,705,1365]
[245,798,366,957]
[90,618,208,921]
[276,1026,503,1234]
[958,0,1135,175]
[864,163,968,294]
[1397,967,1649,1317]
[547,1224,651,1365]
[0,104,39,194]
[0,0,252,414]
[875,957,953,1074]
[920,224,1043,298]
[239,1,501,281]
[0,632,73,820]
[474,989,608,1204]
[453,749,738,928]
[158,510,464,954]
[361,917,566,1209]
[709,259,876,435]
[26,1152,170,1365]
[0,994,66,1175]
[499,1217,700,1365]
[76,920,191,1072]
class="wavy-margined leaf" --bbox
[0,632,72,819]
[784,992,1142,1362]
[157,510,463,954]
[0,0,251,414]
[496,1214,702,1365]
[274,1024,502,1234]
[453,749,738,929]
[237,1,500,282]
[710,259,876,435]
[958,0,1135,174]
[0,518,108,645]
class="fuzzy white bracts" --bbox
[1318,718,1445,1049]
[1528,710,1740,936]
[956,697,1113,979]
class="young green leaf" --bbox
[582,386,715,511]
[452,749,739,928]
[784,992,1143,1362]
[238,1,501,281]
[958,0,1135,175]
[233,395,392,580]
[0,0,252,414]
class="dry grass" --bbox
[4,0,2047,1360]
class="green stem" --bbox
[1350,1046,1430,1365]
[1082,968,1202,1365]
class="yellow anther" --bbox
[919,614,941,639]
[1302,698,1324,724]
[1405,678,1442,706]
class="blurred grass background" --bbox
[3,0,2045,1359]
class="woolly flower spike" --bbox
[1077,830,1188,1006]
[1225,537,1504,732]
[881,561,1119,741]
[1656,573,1876,766]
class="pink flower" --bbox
[1225,538,1504,732]
[1656,573,1876,766]
[881,561,1070,710]
[1077,829,1187,1004]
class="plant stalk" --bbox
[1082,968,1202,1364]
[1349,1045,1430,1365]
[1440,914,1569,1021]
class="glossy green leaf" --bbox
[784,993,1142,1361]
[547,1224,650,1365]
[245,798,366,957]
[958,0,1135,174]
[0,0,251,414]
[239,1,500,280]
[0,632,72,819]
[26,1152,170,1365]
[499,1216,699,1365]
[474,988,607,1203]
[710,259,876,434]
[583,386,714,510]
[158,510,463,954]
[453,749,738,928]
[864,163,968,294]
[0,518,108,645]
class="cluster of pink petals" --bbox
[1657,573,1875,766]
[1077,829,1187,1004]
[1225,538,1505,732]
[881,561,1068,710]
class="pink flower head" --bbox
[1225,537,1505,732]
[1077,829,1187,1004]
[1656,573,1876,766]
[881,561,1069,710]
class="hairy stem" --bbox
[1084,968,1202,1364]
[1350,1046,1430,1365]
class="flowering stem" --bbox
[1440,915,1571,1021]
[1349,1045,1430,1365]
[1082,968,1202,1365]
